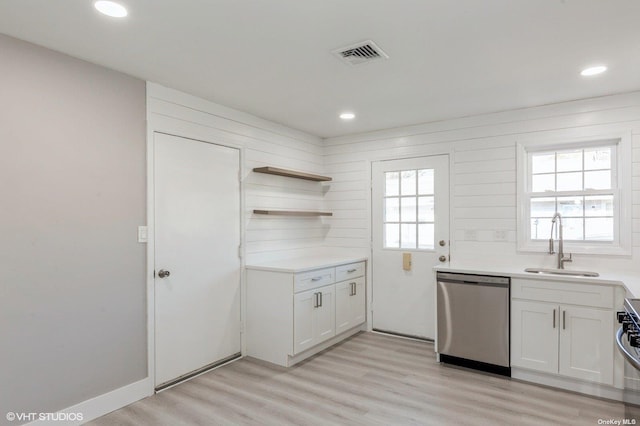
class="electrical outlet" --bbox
[494,230,508,241]
[464,230,478,241]
[138,226,148,243]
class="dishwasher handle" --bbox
[437,272,510,287]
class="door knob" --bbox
[158,269,171,278]
[438,255,447,262]
[439,240,446,247]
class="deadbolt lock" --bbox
[439,240,446,247]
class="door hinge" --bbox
[238,244,243,259]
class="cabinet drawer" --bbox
[294,268,335,293]
[335,262,365,282]
[512,278,613,309]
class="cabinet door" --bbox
[314,285,336,344]
[511,300,559,374]
[559,306,613,385]
[350,277,366,327]
[293,289,316,354]
[335,281,352,335]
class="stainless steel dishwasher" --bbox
[436,272,510,376]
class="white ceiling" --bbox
[1,1,639,138]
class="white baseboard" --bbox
[512,367,625,402]
[26,377,152,425]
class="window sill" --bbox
[517,241,631,257]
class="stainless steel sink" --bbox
[524,268,599,277]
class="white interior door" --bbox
[154,132,241,387]
[371,155,449,339]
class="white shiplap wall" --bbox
[323,91,640,273]
[146,83,326,263]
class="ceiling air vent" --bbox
[332,40,389,66]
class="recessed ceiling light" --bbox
[580,65,607,77]
[340,112,355,120]
[94,1,128,18]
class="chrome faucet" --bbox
[549,212,572,269]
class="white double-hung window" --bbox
[517,136,631,255]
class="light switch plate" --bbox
[138,226,148,243]
[494,230,507,241]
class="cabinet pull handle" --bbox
[563,310,566,330]
[311,277,322,282]
[553,309,556,328]
[319,292,323,307]
[351,282,356,296]
[347,268,357,273]
[313,292,319,308]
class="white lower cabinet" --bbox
[335,277,366,335]
[294,284,336,354]
[247,260,366,367]
[511,278,615,386]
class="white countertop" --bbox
[246,254,367,273]
[435,263,640,297]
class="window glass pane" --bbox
[556,172,582,191]
[400,170,416,196]
[531,197,556,218]
[562,218,584,240]
[557,150,582,172]
[531,153,555,174]
[557,196,583,217]
[531,217,553,240]
[584,170,611,190]
[385,172,399,196]
[418,196,434,222]
[418,224,434,249]
[532,174,555,192]
[585,195,614,217]
[400,197,416,222]
[418,169,434,195]
[384,224,399,248]
[385,198,399,222]
[584,148,611,170]
[585,218,613,241]
[400,224,416,249]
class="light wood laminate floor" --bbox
[90,332,640,425]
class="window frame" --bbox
[516,133,632,256]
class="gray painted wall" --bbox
[0,34,147,420]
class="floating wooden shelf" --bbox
[253,210,333,217]
[253,166,332,182]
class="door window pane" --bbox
[585,218,613,241]
[556,172,582,191]
[385,198,399,222]
[557,150,582,172]
[418,196,434,222]
[418,224,434,249]
[400,170,416,196]
[385,224,399,248]
[400,224,416,249]
[385,172,399,196]
[418,169,434,195]
[532,174,555,192]
[584,170,611,190]
[401,197,417,222]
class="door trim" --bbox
[146,118,245,392]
